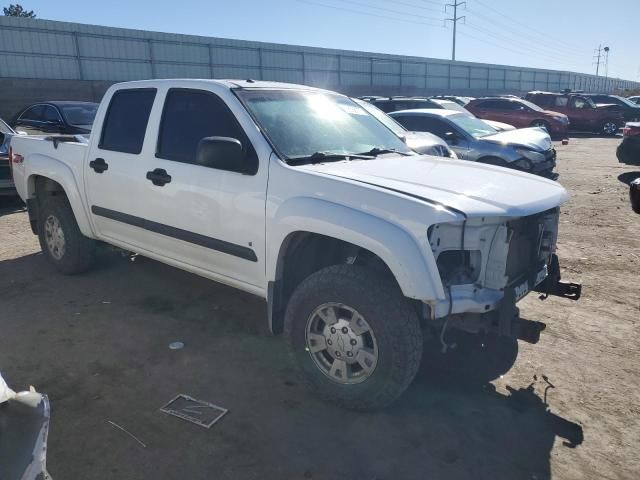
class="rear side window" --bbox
[42,106,61,122]
[156,88,256,173]
[554,97,568,107]
[394,115,451,138]
[20,105,44,121]
[100,89,156,154]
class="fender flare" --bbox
[268,197,445,302]
[25,154,95,238]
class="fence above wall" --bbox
[0,16,637,94]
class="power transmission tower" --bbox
[445,1,466,61]
[593,44,603,76]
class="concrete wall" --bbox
[1,16,638,119]
[0,77,111,119]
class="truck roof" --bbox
[111,78,330,92]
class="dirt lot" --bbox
[1,136,639,480]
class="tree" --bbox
[3,4,36,17]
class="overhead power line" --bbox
[298,0,443,26]
[339,0,443,22]
[471,0,586,53]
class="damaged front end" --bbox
[427,208,581,344]
[0,373,52,480]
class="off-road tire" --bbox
[37,194,96,274]
[284,264,423,410]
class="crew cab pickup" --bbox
[9,80,581,410]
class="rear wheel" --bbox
[601,120,619,136]
[37,195,96,274]
[284,264,423,410]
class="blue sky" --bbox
[16,0,639,80]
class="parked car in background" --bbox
[363,96,442,113]
[11,101,98,136]
[631,178,640,214]
[431,95,474,106]
[429,98,516,131]
[627,96,640,105]
[466,97,569,138]
[584,94,640,122]
[524,91,624,135]
[389,109,557,178]
[616,122,640,165]
[0,117,18,195]
[354,98,457,158]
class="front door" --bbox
[133,87,268,290]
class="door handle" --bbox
[89,157,108,173]
[146,168,172,186]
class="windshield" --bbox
[449,114,499,138]
[237,90,412,162]
[354,99,407,137]
[60,103,98,127]
[519,99,544,112]
[610,95,639,108]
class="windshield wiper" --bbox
[355,147,412,157]
[287,151,374,166]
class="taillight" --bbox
[623,125,640,137]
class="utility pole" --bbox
[445,1,466,61]
[593,45,602,76]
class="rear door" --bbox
[85,87,158,246]
[132,87,268,290]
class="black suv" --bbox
[584,94,640,122]
[11,101,98,136]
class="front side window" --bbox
[157,89,255,172]
[394,115,451,138]
[61,103,98,127]
[99,89,156,154]
[555,96,569,107]
[237,90,412,162]
[518,99,544,112]
[571,97,594,109]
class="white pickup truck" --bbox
[9,79,581,409]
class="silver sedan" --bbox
[390,109,557,178]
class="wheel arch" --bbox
[25,157,94,238]
[267,198,444,333]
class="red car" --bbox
[466,97,569,138]
[525,91,624,136]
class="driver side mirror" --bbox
[196,136,256,174]
[444,131,459,145]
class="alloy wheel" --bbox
[305,303,378,384]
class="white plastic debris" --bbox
[0,372,16,403]
[0,372,43,407]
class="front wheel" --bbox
[37,195,96,274]
[284,265,423,410]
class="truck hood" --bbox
[479,127,552,152]
[300,155,568,217]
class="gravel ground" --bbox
[0,136,639,480]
